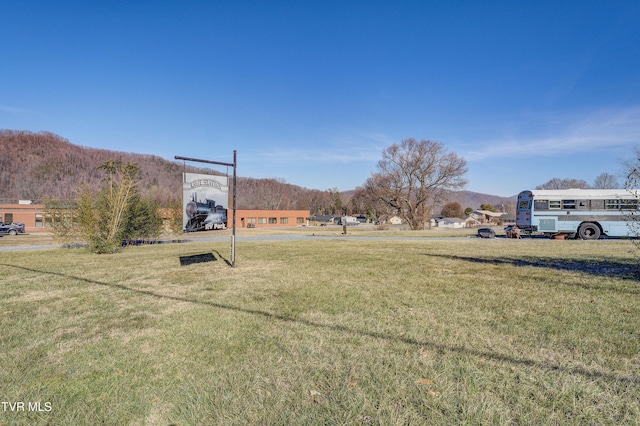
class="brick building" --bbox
[234,209,309,228]
[0,202,309,233]
[0,202,46,232]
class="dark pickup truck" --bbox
[0,221,25,235]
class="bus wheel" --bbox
[578,223,601,240]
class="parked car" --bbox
[477,227,496,239]
[0,221,25,236]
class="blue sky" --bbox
[2,1,639,196]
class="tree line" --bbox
[0,131,507,227]
[7,130,636,245]
[536,173,620,190]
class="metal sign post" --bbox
[175,151,237,267]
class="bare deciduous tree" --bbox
[536,177,589,190]
[440,201,464,218]
[624,149,640,253]
[364,138,467,230]
[593,172,619,189]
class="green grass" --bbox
[1,238,639,425]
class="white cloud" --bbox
[260,146,381,164]
[0,104,36,117]
[463,106,640,161]
[248,130,392,165]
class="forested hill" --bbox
[0,130,515,214]
[0,130,195,203]
[0,130,341,212]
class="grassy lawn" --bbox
[1,237,639,424]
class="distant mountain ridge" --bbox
[452,190,517,213]
[0,130,515,214]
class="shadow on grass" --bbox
[429,254,640,286]
[179,253,217,266]
[177,250,232,267]
[3,263,639,387]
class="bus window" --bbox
[606,199,638,210]
[549,200,561,209]
[576,200,590,210]
[518,200,530,210]
[534,200,548,210]
[562,200,576,209]
[605,199,617,209]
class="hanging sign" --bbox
[182,173,229,232]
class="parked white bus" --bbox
[516,189,639,239]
